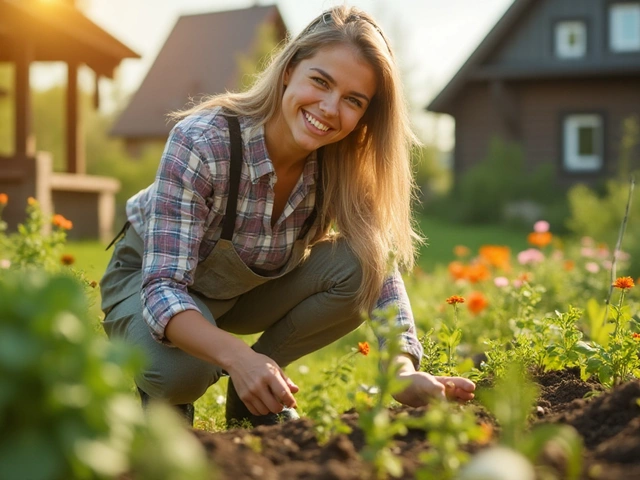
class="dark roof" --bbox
[111,5,286,140]
[0,0,140,78]
[427,0,533,114]
[427,0,640,114]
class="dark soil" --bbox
[191,369,640,479]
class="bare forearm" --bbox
[164,309,250,370]
[391,353,417,374]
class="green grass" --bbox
[416,215,531,270]
[64,240,112,283]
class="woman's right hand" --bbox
[165,310,298,415]
[226,351,299,415]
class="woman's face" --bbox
[274,44,377,160]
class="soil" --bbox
[191,368,640,479]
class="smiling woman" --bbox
[99,5,475,429]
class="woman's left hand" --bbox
[392,372,475,407]
[390,354,475,407]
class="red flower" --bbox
[60,254,75,266]
[467,292,488,315]
[357,342,370,356]
[613,277,635,290]
[446,295,465,305]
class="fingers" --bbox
[236,372,298,415]
[437,376,476,402]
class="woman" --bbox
[100,6,475,427]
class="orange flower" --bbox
[465,263,491,283]
[453,245,470,258]
[52,214,73,230]
[357,342,370,356]
[527,231,552,248]
[632,332,640,341]
[477,423,494,445]
[0,193,7,205]
[448,261,467,281]
[613,276,634,290]
[27,197,37,206]
[60,254,75,266]
[563,260,575,271]
[479,245,511,270]
[446,295,465,305]
[467,291,488,315]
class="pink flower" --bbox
[581,248,595,258]
[614,250,630,261]
[602,260,612,270]
[551,250,564,261]
[585,262,600,274]
[533,220,550,233]
[581,236,595,247]
[494,276,509,287]
[517,248,545,265]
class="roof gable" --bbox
[111,5,286,140]
[427,0,640,114]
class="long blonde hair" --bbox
[173,6,422,313]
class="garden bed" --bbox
[191,369,640,480]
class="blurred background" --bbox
[1,0,639,275]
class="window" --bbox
[563,114,603,172]
[555,21,587,58]
[609,2,640,52]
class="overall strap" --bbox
[298,147,324,240]
[220,115,243,241]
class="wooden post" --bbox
[66,62,85,174]
[15,41,36,158]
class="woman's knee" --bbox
[307,238,363,296]
[137,357,222,405]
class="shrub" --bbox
[426,137,566,228]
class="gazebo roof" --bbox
[0,0,140,77]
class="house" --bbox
[426,0,640,185]
[111,5,287,150]
[0,0,139,241]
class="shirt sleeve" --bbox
[140,126,215,344]
[372,267,423,369]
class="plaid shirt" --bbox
[126,108,423,366]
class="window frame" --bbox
[608,1,640,52]
[554,19,588,59]
[560,113,606,175]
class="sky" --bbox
[33,0,515,148]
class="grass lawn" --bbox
[68,216,533,278]
[416,215,531,271]
[64,240,112,284]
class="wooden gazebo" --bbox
[0,0,140,241]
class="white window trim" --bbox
[609,2,640,52]
[555,21,587,59]
[563,114,603,173]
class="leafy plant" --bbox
[0,270,210,480]
[356,309,412,479]
[304,344,368,444]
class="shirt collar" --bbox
[243,119,319,186]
